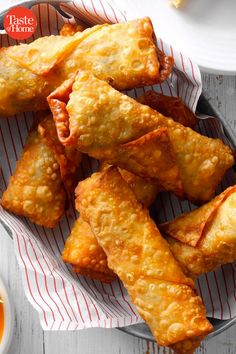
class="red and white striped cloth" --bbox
[0,0,235,331]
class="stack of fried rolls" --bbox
[0,18,173,116]
[48,70,233,204]
[76,167,213,354]
[2,17,236,354]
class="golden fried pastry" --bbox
[138,90,199,128]
[38,117,81,196]
[102,128,183,197]
[100,162,161,207]
[72,265,115,283]
[0,18,173,116]
[62,163,160,282]
[1,125,65,227]
[1,116,81,227]
[118,168,160,207]
[59,23,85,36]
[62,217,116,283]
[160,185,236,278]
[48,70,234,204]
[76,167,212,353]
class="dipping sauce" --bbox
[0,298,3,342]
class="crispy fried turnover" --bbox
[48,70,234,204]
[38,117,82,196]
[100,162,161,207]
[137,90,198,128]
[160,185,236,278]
[156,48,174,84]
[1,125,65,227]
[62,217,116,283]
[0,18,172,116]
[1,116,81,227]
[76,167,212,353]
[59,23,86,36]
[62,164,160,282]
[118,168,160,207]
[102,128,183,197]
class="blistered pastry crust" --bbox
[62,217,116,283]
[137,90,198,128]
[163,186,236,278]
[49,70,234,204]
[75,167,212,349]
[1,128,66,227]
[0,18,170,116]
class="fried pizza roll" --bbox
[101,162,161,206]
[72,265,115,283]
[0,18,172,117]
[166,237,218,279]
[49,70,234,204]
[38,116,82,196]
[118,169,160,207]
[100,162,161,207]
[59,23,86,36]
[0,27,100,116]
[102,128,183,197]
[76,167,212,353]
[62,164,160,281]
[160,185,236,278]
[62,217,116,283]
[1,116,81,227]
[137,90,199,128]
[1,125,66,227]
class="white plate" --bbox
[123,0,236,74]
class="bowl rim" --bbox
[0,276,14,354]
[119,316,236,342]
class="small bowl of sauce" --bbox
[0,298,4,342]
[0,277,14,354]
[0,298,3,342]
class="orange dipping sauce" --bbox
[0,298,4,342]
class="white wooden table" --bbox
[0,74,236,354]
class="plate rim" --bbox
[120,0,236,75]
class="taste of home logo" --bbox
[4,6,37,40]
